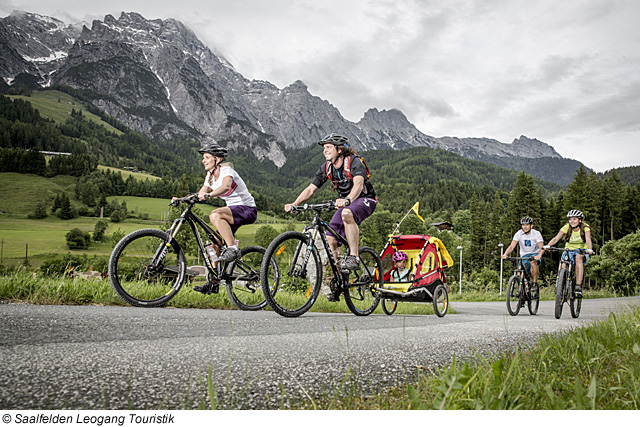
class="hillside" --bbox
[5,88,640,222]
[0,10,587,186]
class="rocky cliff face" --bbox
[1,10,564,168]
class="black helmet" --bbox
[520,216,533,225]
[317,133,349,146]
[198,143,227,159]
[567,209,584,219]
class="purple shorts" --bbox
[327,197,377,244]
[229,205,257,234]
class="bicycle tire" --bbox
[570,278,582,318]
[226,245,273,311]
[108,228,186,307]
[382,299,398,315]
[506,276,521,316]
[555,268,567,319]
[527,285,539,315]
[344,246,382,316]
[260,231,322,317]
[432,283,448,317]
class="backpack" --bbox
[325,154,372,191]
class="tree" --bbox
[588,230,640,295]
[110,209,122,223]
[66,228,91,250]
[507,171,544,227]
[255,225,279,249]
[603,170,625,242]
[564,165,590,215]
[57,193,76,220]
[93,220,109,242]
[28,201,48,219]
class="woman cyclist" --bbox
[544,209,593,297]
[185,143,257,294]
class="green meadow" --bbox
[0,172,78,215]
[9,90,122,133]
[98,165,161,182]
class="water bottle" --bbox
[205,241,218,262]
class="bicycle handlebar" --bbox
[289,201,336,213]
[169,193,210,207]
[545,246,590,254]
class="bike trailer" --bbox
[379,234,453,302]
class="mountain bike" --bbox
[260,201,383,317]
[504,256,539,316]
[108,193,276,310]
[547,247,588,319]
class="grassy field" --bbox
[98,165,160,181]
[0,205,298,268]
[9,90,122,134]
[0,172,79,215]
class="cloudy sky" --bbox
[2,0,639,172]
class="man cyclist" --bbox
[284,133,377,301]
[501,216,544,297]
[544,209,593,297]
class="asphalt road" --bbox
[1,296,639,409]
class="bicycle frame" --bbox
[294,203,352,287]
[162,195,227,280]
[506,257,533,300]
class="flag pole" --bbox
[391,202,424,235]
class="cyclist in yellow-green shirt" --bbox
[544,209,593,297]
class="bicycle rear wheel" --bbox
[432,283,449,317]
[261,231,322,317]
[506,276,521,316]
[344,246,382,316]
[555,268,568,319]
[226,245,274,311]
[108,228,186,307]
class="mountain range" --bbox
[1,10,583,184]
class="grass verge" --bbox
[292,304,640,409]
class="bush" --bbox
[65,228,91,250]
[588,230,640,295]
[110,228,125,247]
[39,253,109,277]
[110,209,122,223]
[468,267,500,292]
[27,202,48,219]
[255,225,279,248]
[93,220,109,242]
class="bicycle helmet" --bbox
[567,209,584,219]
[198,143,228,159]
[392,251,408,262]
[520,216,533,225]
[317,133,349,147]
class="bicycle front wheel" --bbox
[226,245,273,311]
[527,286,539,315]
[382,299,397,315]
[108,228,186,307]
[344,246,382,316]
[261,231,322,317]
[570,281,582,318]
[506,276,521,316]
[555,268,568,319]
